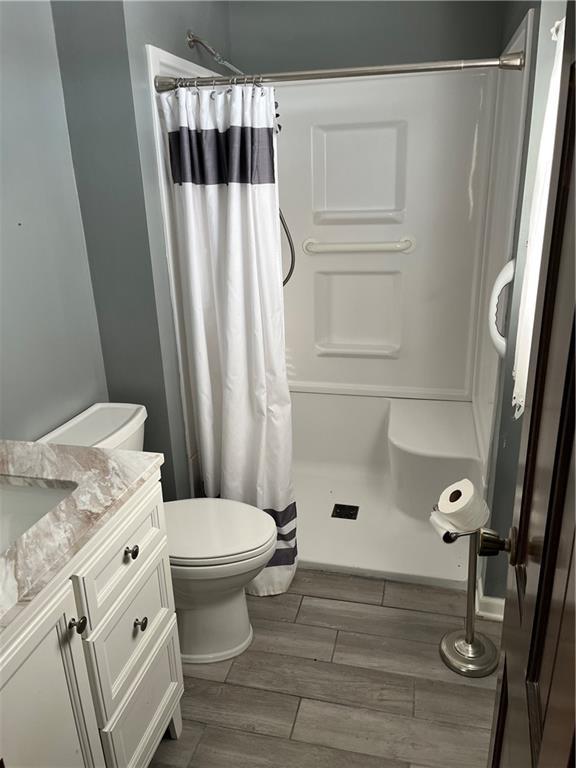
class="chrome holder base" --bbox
[439,629,499,677]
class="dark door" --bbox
[490,24,574,768]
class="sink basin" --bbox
[0,476,77,553]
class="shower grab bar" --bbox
[489,259,515,357]
[302,236,416,255]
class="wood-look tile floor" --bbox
[151,569,501,768]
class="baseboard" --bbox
[476,576,505,622]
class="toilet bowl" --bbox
[166,498,276,662]
[40,402,276,663]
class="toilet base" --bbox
[174,581,256,664]
[170,535,277,665]
[181,626,254,664]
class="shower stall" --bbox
[278,17,531,586]
[149,10,533,589]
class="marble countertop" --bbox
[0,440,163,631]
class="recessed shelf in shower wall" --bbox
[314,270,402,359]
[311,121,407,225]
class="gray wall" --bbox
[228,1,523,73]
[123,1,232,494]
[0,1,108,441]
[51,1,231,500]
[500,1,540,47]
[52,1,184,498]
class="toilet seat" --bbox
[165,498,277,567]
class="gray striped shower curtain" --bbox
[159,84,297,594]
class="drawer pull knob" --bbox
[68,616,88,635]
[134,616,148,632]
[124,544,140,561]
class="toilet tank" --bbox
[39,403,147,451]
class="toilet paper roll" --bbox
[430,478,490,537]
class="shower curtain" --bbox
[159,85,297,595]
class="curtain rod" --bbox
[154,51,524,92]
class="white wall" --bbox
[278,71,496,400]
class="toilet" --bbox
[40,402,277,663]
[167,497,276,662]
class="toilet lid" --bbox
[164,498,277,566]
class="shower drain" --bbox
[331,503,359,520]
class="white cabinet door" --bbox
[0,583,105,768]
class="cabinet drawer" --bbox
[73,483,165,629]
[100,618,183,768]
[85,543,174,724]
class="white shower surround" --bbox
[276,39,531,585]
[278,71,496,402]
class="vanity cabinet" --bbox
[0,583,105,768]
[0,476,183,768]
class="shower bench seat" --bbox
[388,400,483,520]
[388,400,480,459]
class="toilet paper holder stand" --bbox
[442,525,517,562]
[435,505,513,678]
